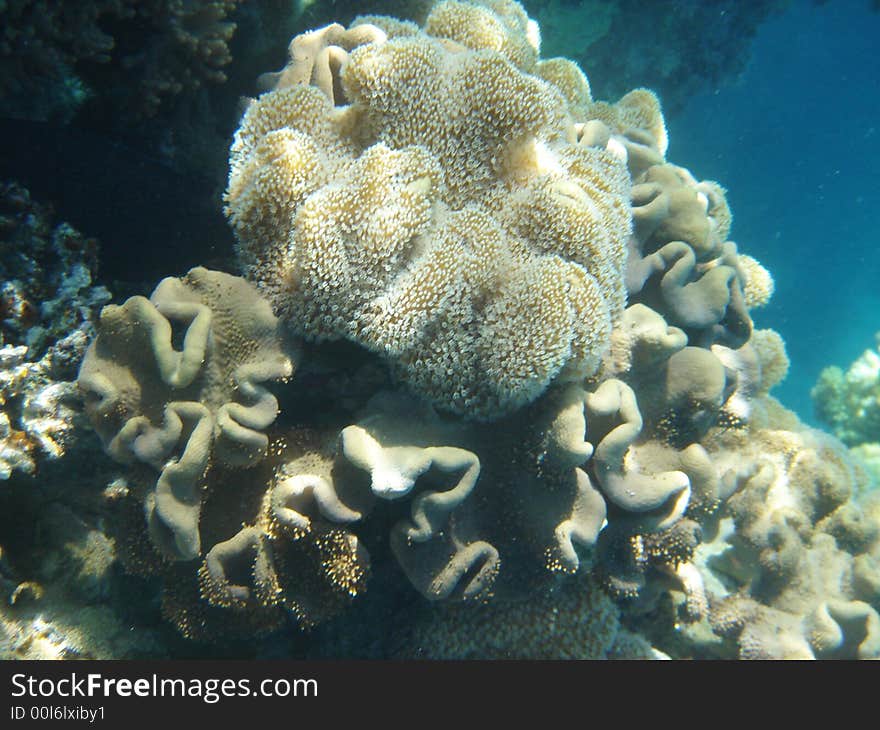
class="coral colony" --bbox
[2,1,879,659]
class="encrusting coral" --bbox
[394,572,656,659]
[59,0,880,659]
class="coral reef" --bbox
[0,183,171,659]
[686,422,880,659]
[813,332,880,449]
[29,0,877,660]
[78,267,295,560]
[205,0,801,652]
[0,0,242,122]
[396,573,658,659]
[0,347,79,480]
[0,182,110,479]
[225,0,633,419]
[0,182,108,357]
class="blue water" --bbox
[667,0,880,423]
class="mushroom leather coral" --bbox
[77,267,294,560]
[225,0,632,420]
[64,1,880,658]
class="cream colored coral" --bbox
[606,303,687,376]
[425,0,540,71]
[586,88,668,176]
[750,328,790,392]
[632,164,721,258]
[737,253,775,309]
[340,417,499,600]
[225,0,632,420]
[585,379,691,529]
[77,268,295,561]
[590,88,668,157]
[257,23,388,103]
[536,58,592,118]
[698,180,733,242]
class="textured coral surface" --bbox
[1,182,109,480]
[226,1,634,419]
[813,333,880,449]
[2,0,877,661]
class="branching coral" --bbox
[813,332,880,448]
